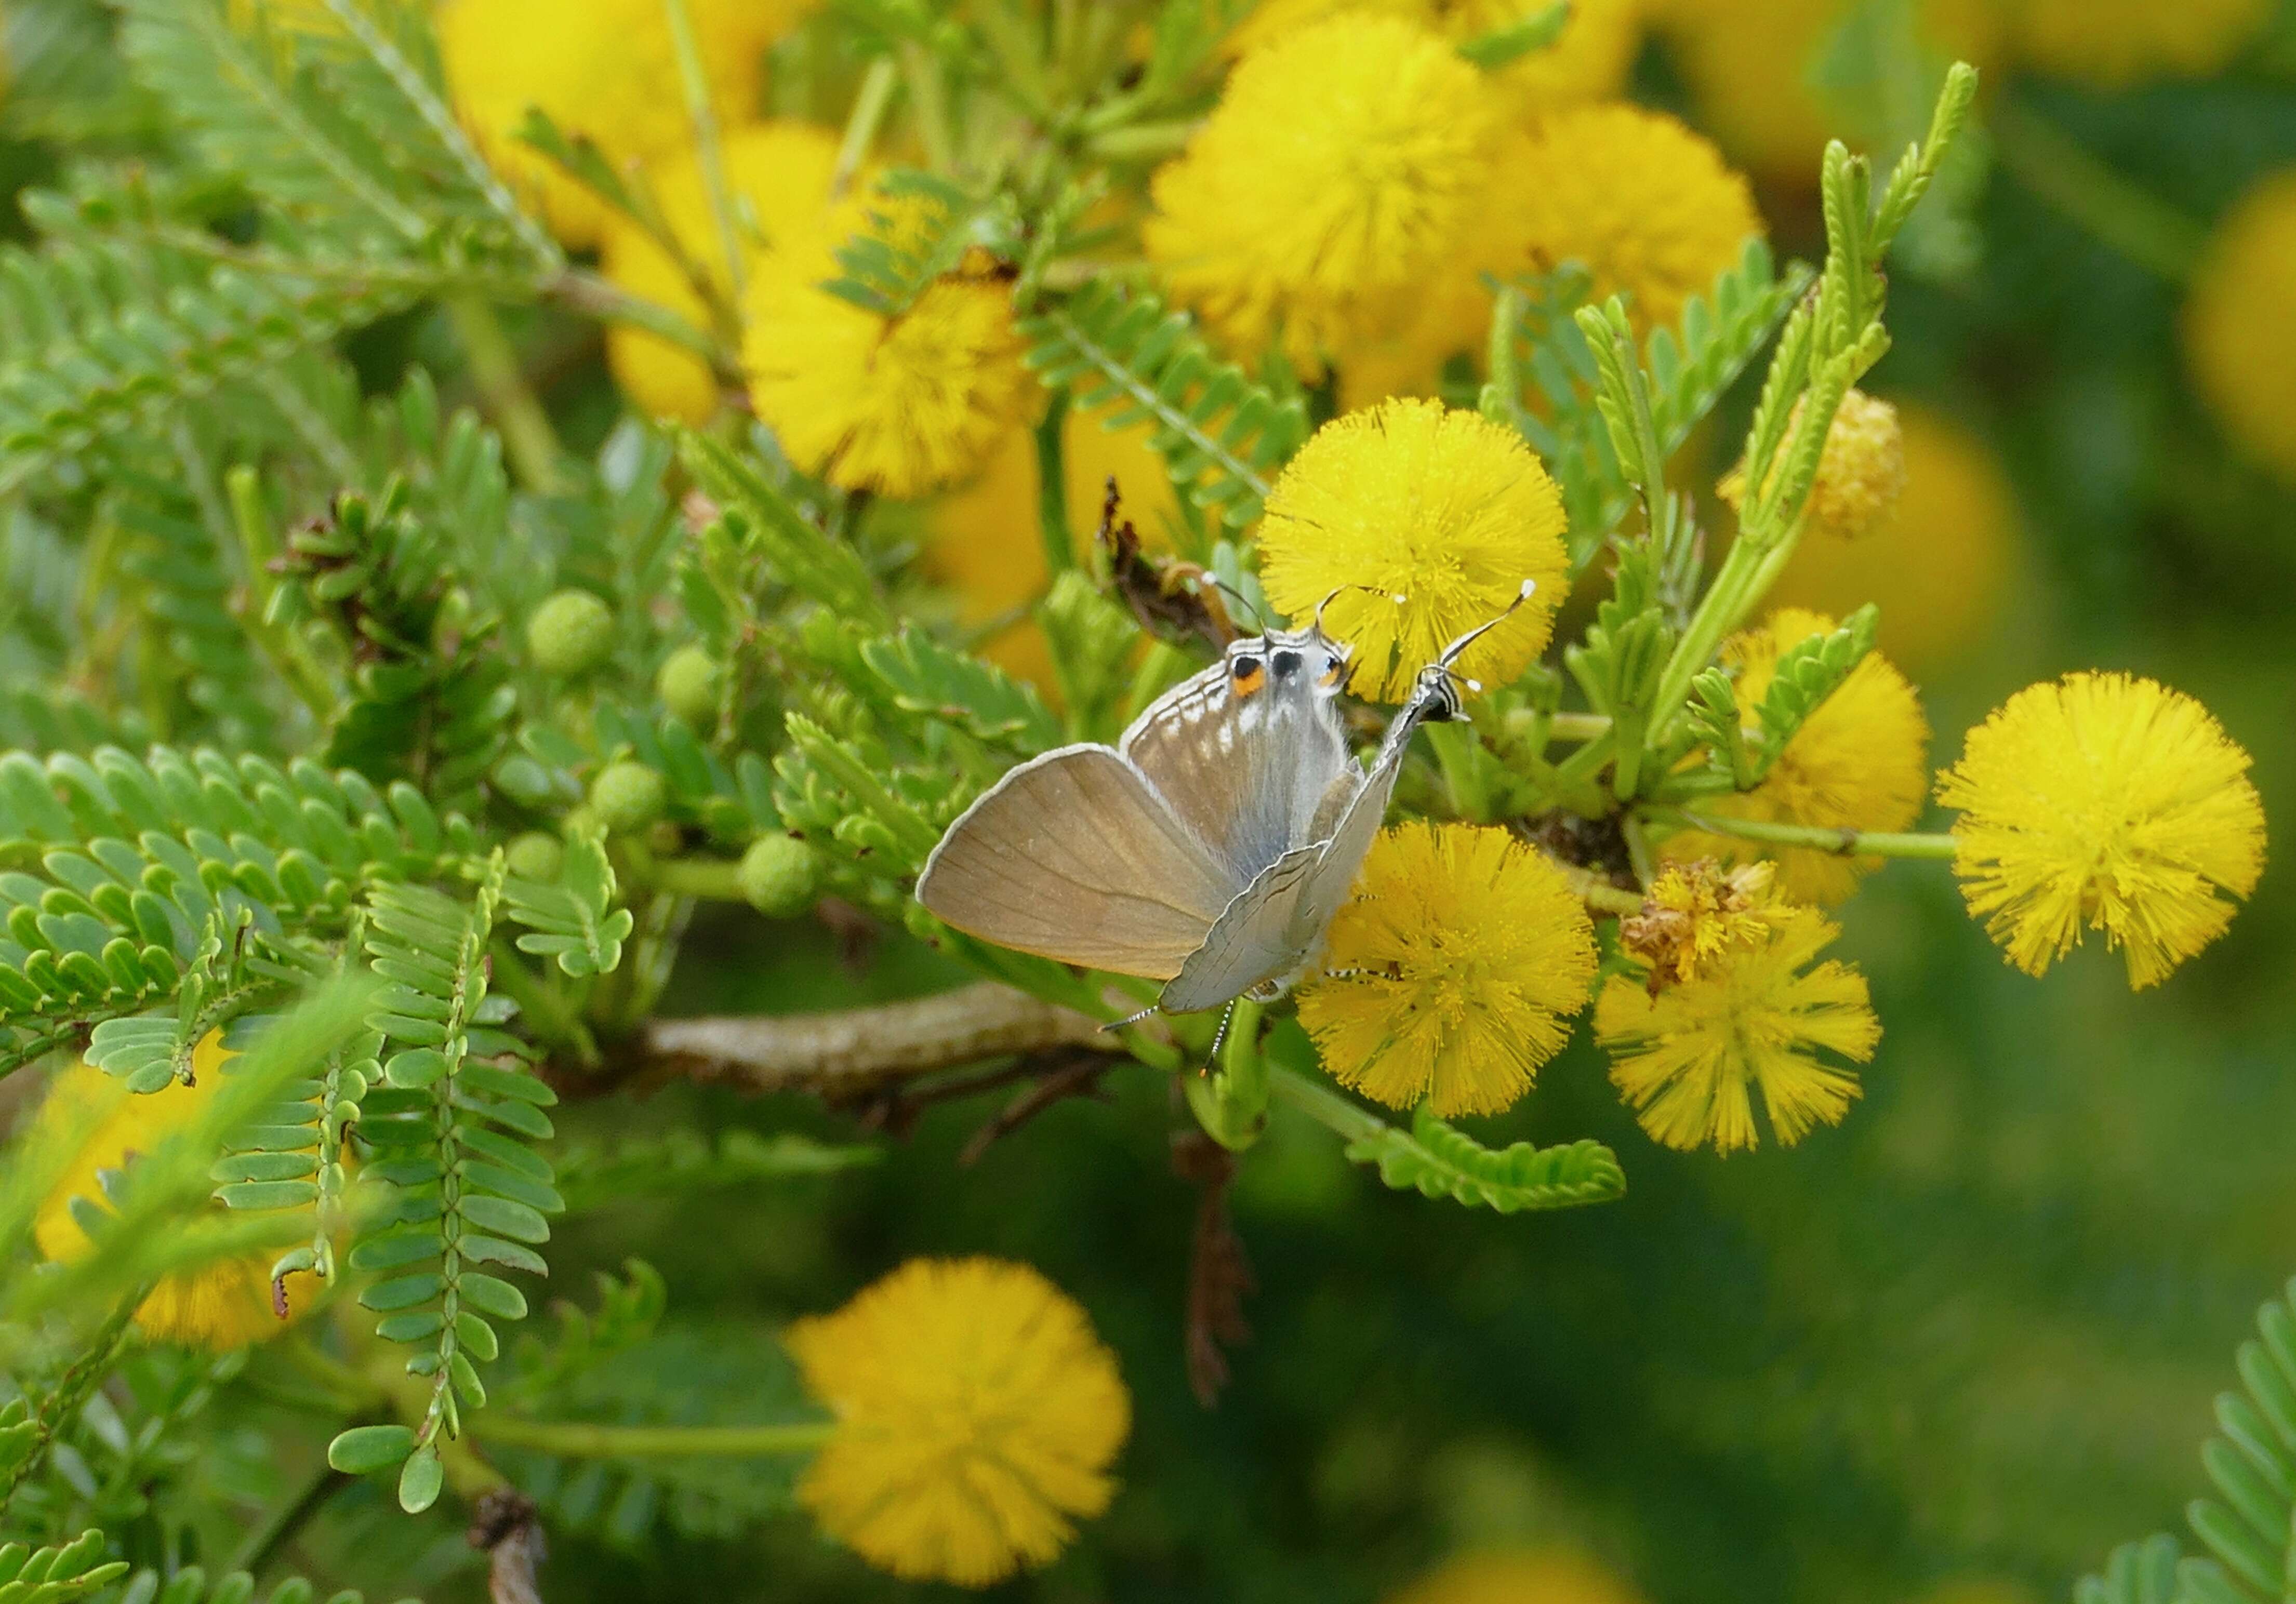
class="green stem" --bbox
[224,465,336,720]
[662,0,748,307]
[899,40,957,171]
[1034,392,1073,576]
[1084,119,1200,160]
[1121,640,1190,723]
[0,1290,142,1514]
[1990,98,2204,283]
[445,296,567,494]
[640,854,748,901]
[1185,998,1268,1152]
[474,1415,835,1458]
[229,1463,351,1575]
[832,58,900,200]
[1557,864,1646,917]
[1642,807,1960,861]
[1267,1065,1385,1146]
[1546,711,1610,743]
[1425,721,1491,822]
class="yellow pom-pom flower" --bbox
[786,1257,1130,1588]
[1229,0,1643,110]
[1512,104,1761,333]
[1388,1546,1647,1604]
[440,0,809,249]
[34,1033,322,1351]
[740,193,1038,499]
[1595,905,1879,1154]
[1657,0,2004,180]
[1663,608,1930,904]
[1144,15,1502,374]
[1935,672,2267,988]
[601,121,842,425]
[2184,169,2296,484]
[1257,399,1569,703]
[2014,0,2268,86]
[1298,823,1597,1118]
[1768,404,2021,678]
[1720,388,1906,544]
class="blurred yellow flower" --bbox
[1656,0,2003,180]
[1298,823,1597,1118]
[1258,399,1569,702]
[741,192,1037,498]
[1663,608,1930,903]
[2013,0,2268,86]
[2184,169,2296,483]
[1145,14,1502,374]
[1596,904,1878,1153]
[1387,1546,1647,1604]
[1230,0,1644,110]
[1721,387,1905,543]
[440,0,808,249]
[787,1257,1129,1588]
[1936,672,2266,988]
[1620,858,1789,990]
[1766,404,2020,678]
[925,406,1184,687]
[601,121,842,425]
[34,1034,320,1351]
[1514,104,1761,333]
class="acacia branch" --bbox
[633,982,1119,1095]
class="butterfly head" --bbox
[1223,630,1350,701]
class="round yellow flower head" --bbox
[1620,858,1789,991]
[1229,0,1643,111]
[787,1257,1130,1588]
[926,405,1185,689]
[439,0,809,249]
[741,191,1038,499]
[1144,14,1503,375]
[1596,904,1878,1154]
[1513,104,1762,333]
[1935,672,2266,989]
[601,121,842,425]
[2014,0,2268,86]
[1657,0,2004,180]
[1767,404,2021,677]
[1720,388,1906,543]
[1663,608,1930,903]
[34,1033,321,1351]
[2184,169,2296,484]
[1257,399,1570,703]
[1387,1545,1647,1604]
[1298,823,1598,1118]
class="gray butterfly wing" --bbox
[916,745,1244,981]
[1122,663,1360,885]
[1286,691,1451,950]
[1158,844,1325,1014]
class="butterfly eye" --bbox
[1230,655,1266,697]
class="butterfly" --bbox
[914,581,1536,1018]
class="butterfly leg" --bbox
[1203,998,1239,1067]
[1100,1002,1163,1033]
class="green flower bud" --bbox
[527,590,616,677]
[590,761,668,833]
[656,645,723,725]
[505,831,565,881]
[739,834,819,918]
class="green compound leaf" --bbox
[2074,1536,2185,1604]
[0,1530,129,1604]
[1343,1106,1626,1214]
[2177,1275,2296,1604]
[502,830,631,979]
[859,627,1061,755]
[1748,603,1880,779]
[1019,277,1308,529]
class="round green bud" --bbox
[739,834,819,918]
[505,831,565,881]
[590,761,668,834]
[526,590,616,677]
[656,645,723,725]
[561,804,603,840]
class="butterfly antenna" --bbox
[1434,578,1539,690]
[1203,576,1269,635]
[1100,1002,1161,1033]
[1311,582,1405,638]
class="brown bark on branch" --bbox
[634,982,1117,1095]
